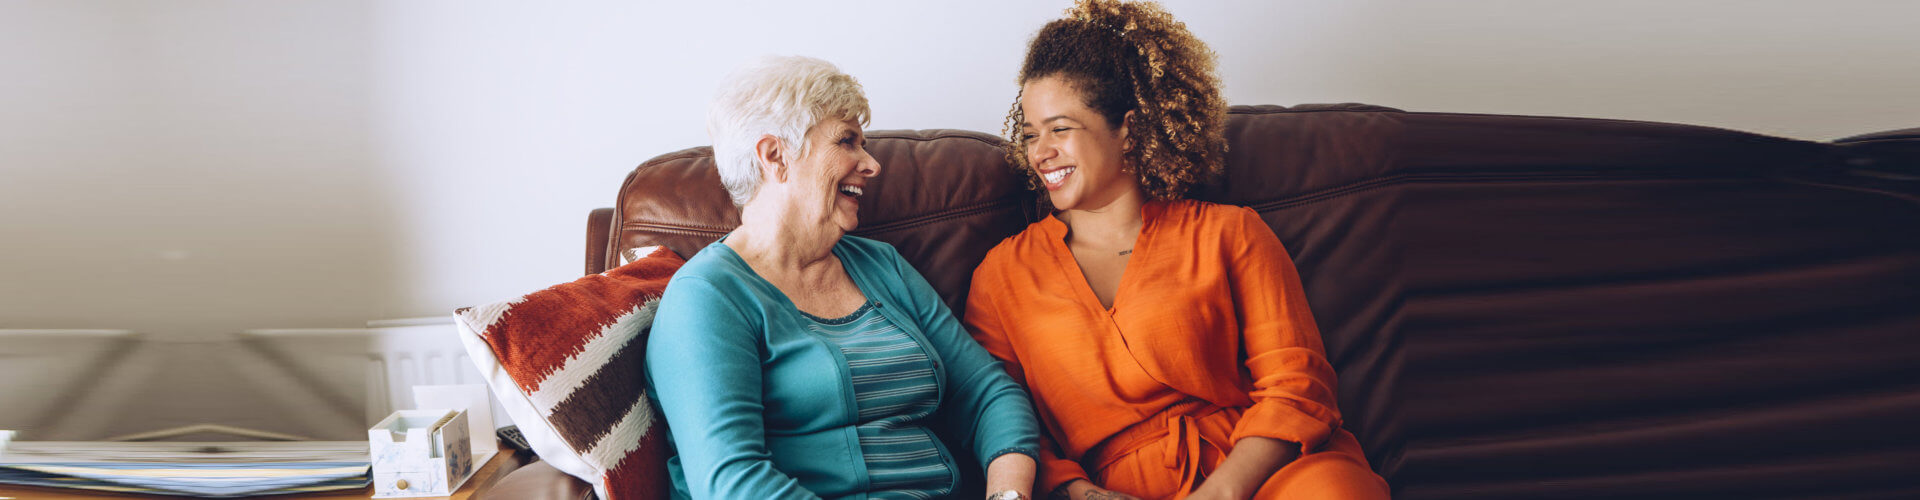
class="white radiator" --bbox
[238,318,510,439]
[0,329,139,440]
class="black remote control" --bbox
[495,425,532,452]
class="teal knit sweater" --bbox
[646,236,1040,499]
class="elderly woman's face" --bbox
[792,118,880,234]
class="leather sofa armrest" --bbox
[1834,127,1920,144]
[586,207,615,275]
[487,459,596,500]
[1830,127,1920,184]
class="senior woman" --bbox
[645,56,1041,500]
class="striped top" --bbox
[648,236,1040,500]
[801,301,952,500]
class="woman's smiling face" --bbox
[793,118,880,234]
[1019,74,1134,212]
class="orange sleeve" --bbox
[964,258,1091,494]
[1029,427,1090,495]
[1223,207,1344,452]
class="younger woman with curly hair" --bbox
[964,1,1391,499]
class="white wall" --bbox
[3,0,1917,438]
[366,0,1920,323]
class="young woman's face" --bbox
[1018,75,1134,212]
[792,118,879,234]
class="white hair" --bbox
[707,55,871,206]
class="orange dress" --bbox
[965,200,1389,500]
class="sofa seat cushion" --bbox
[490,459,595,500]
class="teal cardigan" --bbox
[645,236,1040,500]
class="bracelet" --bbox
[986,489,1029,500]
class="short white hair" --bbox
[707,56,871,206]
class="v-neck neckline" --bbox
[1043,200,1163,314]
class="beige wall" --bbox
[1,1,394,339]
[3,0,1917,438]
[1,0,395,439]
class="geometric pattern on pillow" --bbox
[452,246,684,500]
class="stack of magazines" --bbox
[0,439,370,497]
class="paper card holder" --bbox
[368,409,474,498]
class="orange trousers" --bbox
[1085,403,1390,500]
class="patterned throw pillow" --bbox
[453,246,684,500]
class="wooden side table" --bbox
[0,445,529,500]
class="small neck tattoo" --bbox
[1117,249,1132,256]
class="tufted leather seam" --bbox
[1242,170,1751,213]
[1230,106,1404,115]
[1402,111,1815,140]
[850,199,1027,235]
[866,130,1008,147]
[619,218,735,232]
[618,223,729,238]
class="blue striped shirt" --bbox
[648,236,1040,500]
[803,302,951,500]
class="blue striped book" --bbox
[0,441,371,497]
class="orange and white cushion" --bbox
[453,246,683,500]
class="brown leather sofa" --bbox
[487,104,1920,499]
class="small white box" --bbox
[412,384,498,457]
[369,409,475,498]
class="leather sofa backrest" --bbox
[603,129,1033,316]
[599,105,1920,499]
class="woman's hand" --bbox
[1055,479,1142,500]
[1182,482,1241,500]
[1185,436,1301,500]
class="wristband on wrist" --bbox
[987,489,1029,500]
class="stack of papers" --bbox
[0,441,370,497]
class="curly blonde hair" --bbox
[1003,0,1227,204]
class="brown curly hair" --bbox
[1003,0,1228,205]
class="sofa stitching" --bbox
[621,219,735,232]
[1776,176,1920,204]
[1242,170,1755,213]
[618,223,728,238]
[867,131,1007,147]
[1398,110,1819,142]
[607,167,647,272]
[1228,107,1403,116]
[1837,137,1920,145]
[852,200,1026,236]
[1242,176,1402,212]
